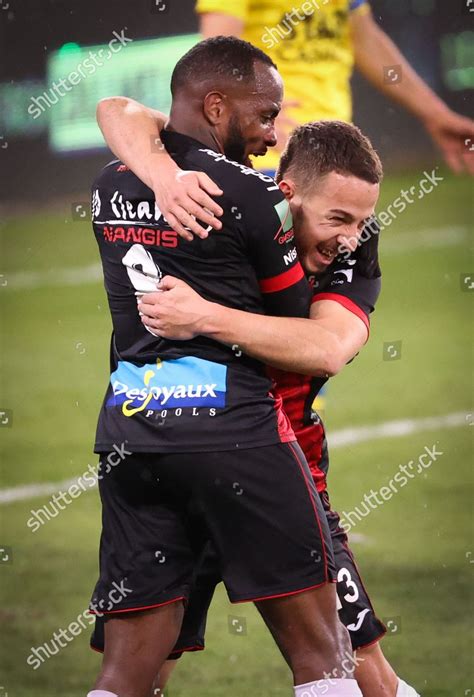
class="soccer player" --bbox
[95,100,419,694]
[87,37,364,697]
[196,0,474,175]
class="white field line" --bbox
[328,411,468,449]
[0,411,469,505]
[0,478,80,505]
[380,225,468,253]
[2,263,103,290]
[2,226,469,291]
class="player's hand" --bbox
[274,100,301,153]
[138,276,214,340]
[423,110,474,175]
[150,164,224,241]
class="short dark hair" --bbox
[171,36,277,96]
[277,120,383,190]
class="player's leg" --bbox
[322,491,419,697]
[355,643,419,696]
[354,642,397,696]
[152,543,221,693]
[193,442,362,695]
[87,452,195,697]
[91,603,184,697]
[152,659,178,695]
[255,583,353,680]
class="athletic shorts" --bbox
[89,443,336,622]
[91,487,384,654]
[320,491,386,650]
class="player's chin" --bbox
[304,254,328,275]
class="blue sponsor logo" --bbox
[107,356,227,416]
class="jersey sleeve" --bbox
[311,231,382,333]
[244,191,312,318]
[195,0,249,21]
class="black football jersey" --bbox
[269,231,382,490]
[92,131,311,453]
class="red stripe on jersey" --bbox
[295,422,327,493]
[267,367,328,491]
[259,263,305,293]
[271,390,296,443]
[312,292,370,333]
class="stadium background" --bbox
[0,0,472,695]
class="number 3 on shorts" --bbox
[336,567,360,610]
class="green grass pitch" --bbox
[1,170,472,696]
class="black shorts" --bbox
[91,488,384,656]
[320,491,386,651]
[165,492,385,655]
[92,540,220,657]
[89,442,335,622]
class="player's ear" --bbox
[203,91,227,125]
[278,179,296,201]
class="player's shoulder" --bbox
[192,147,284,208]
[92,159,151,197]
[91,160,159,225]
[310,256,357,296]
[312,226,382,295]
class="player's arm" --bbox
[138,277,368,377]
[200,234,381,375]
[96,97,224,239]
[351,4,474,174]
[139,189,314,341]
[138,219,380,374]
[213,298,369,376]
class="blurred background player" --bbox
[196,0,474,175]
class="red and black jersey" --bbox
[269,233,382,491]
[92,131,311,453]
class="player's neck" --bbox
[167,105,225,155]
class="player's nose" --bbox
[265,127,277,148]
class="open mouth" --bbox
[315,244,338,265]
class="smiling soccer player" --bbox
[94,89,421,695]
[87,38,368,697]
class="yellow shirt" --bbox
[196,0,370,169]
